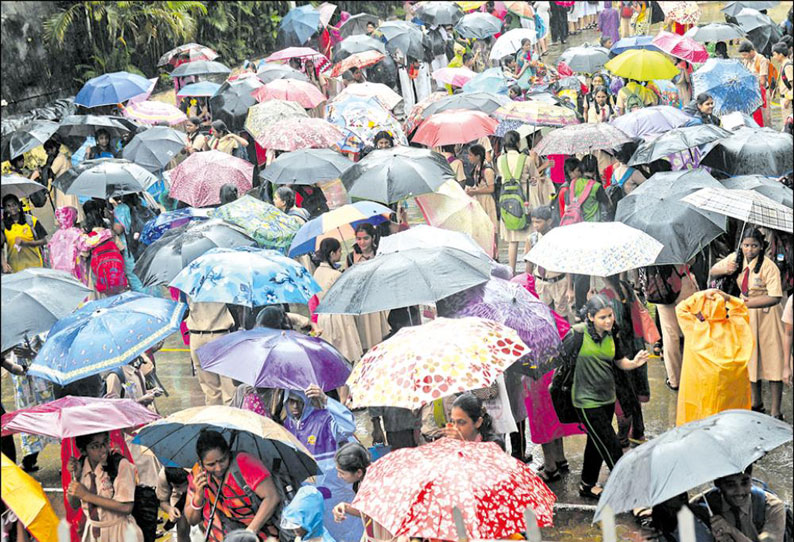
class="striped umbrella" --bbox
[123,100,188,126]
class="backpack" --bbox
[640,265,682,305]
[560,179,595,226]
[90,236,128,295]
[621,1,634,18]
[127,205,157,260]
[549,328,585,424]
[497,153,528,231]
[624,88,646,112]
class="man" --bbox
[185,299,239,405]
[739,40,771,127]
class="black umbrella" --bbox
[722,2,779,18]
[746,23,782,56]
[256,64,310,84]
[685,23,746,43]
[333,35,387,61]
[454,12,503,39]
[134,219,257,287]
[339,13,380,38]
[415,1,464,26]
[209,78,261,132]
[720,175,794,208]
[627,124,733,166]
[261,148,353,185]
[365,55,399,89]
[54,158,158,199]
[1,173,48,199]
[56,115,138,151]
[171,60,231,78]
[1,120,59,162]
[379,21,428,61]
[701,128,794,177]
[121,126,188,172]
[421,91,510,119]
[615,169,727,265]
[340,146,455,204]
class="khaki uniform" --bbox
[313,263,363,363]
[185,301,238,405]
[657,265,699,388]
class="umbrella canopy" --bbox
[413,109,498,147]
[168,150,253,208]
[733,7,778,31]
[489,28,536,60]
[533,123,632,156]
[461,67,511,94]
[593,410,792,522]
[684,23,746,43]
[262,148,353,186]
[504,0,534,18]
[55,158,158,199]
[244,100,308,141]
[134,218,256,286]
[1,120,58,162]
[720,175,793,208]
[493,100,579,127]
[255,117,343,151]
[700,127,793,177]
[340,146,454,204]
[74,71,151,108]
[209,77,262,132]
[315,247,491,315]
[170,60,231,78]
[170,246,319,307]
[256,63,311,84]
[610,105,693,139]
[454,12,502,39]
[558,45,611,74]
[692,59,762,115]
[252,79,327,109]
[614,169,727,264]
[339,13,380,38]
[55,114,135,145]
[605,49,679,81]
[122,100,187,126]
[378,224,487,259]
[279,4,321,46]
[627,124,732,166]
[176,81,222,98]
[0,173,47,200]
[332,35,387,61]
[287,201,392,258]
[0,453,59,542]
[420,91,510,119]
[609,35,662,56]
[722,1,780,17]
[141,206,212,246]
[659,1,702,25]
[378,21,428,61]
[121,126,188,172]
[1,268,91,352]
[651,31,708,63]
[212,195,302,252]
[133,405,320,479]
[27,292,187,385]
[335,82,403,110]
[264,46,328,64]
[346,317,528,409]
[415,1,464,25]
[330,50,386,77]
[432,66,478,88]
[157,43,218,67]
[682,187,793,232]
[197,327,352,391]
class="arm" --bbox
[325,396,356,443]
[67,460,137,515]
[709,255,737,277]
[615,349,650,371]
[184,470,206,526]
[466,167,495,195]
[246,476,280,533]
[742,295,782,309]
[233,134,250,147]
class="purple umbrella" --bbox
[610,105,693,139]
[436,276,561,378]
[196,327,352,391]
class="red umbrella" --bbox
[168,150,254,207]
[412,109,498,147]
[251,79,327,109]
[651,30,709,64]
[331,50,385,77]
[255,117,343,151]
[352,437,556,539]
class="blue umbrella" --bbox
[26,292,187,385]
[169,246,321,307]
[279,5,321,46]
[141,207,211,246]
[462,67,510,94]
[609,35,662,56]
[692,59,762,115]
[176,81,221,98]
[74,71,152,108]
[495,119,525,137]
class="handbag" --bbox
[549,330,584,424]
[630,298,661,345]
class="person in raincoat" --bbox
[280,486,335,542]
[47,206,84,279]
[675,289,753,426]
[283,387,355,460]
[1,194,47,273]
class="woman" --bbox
[563,294,650,499]
[304,59,329,118]
[437,145,467,186]
[710,228,786,419]
[1,194,47,273]
[41,138,79,217]
[514,38,538,90]
[609,141,646,196]
[465,144,498,257]
[184,430,280,541]
[631,0,649,36]
[184,116,208,154]
[441,392,505,450]
[66,431,144,542]
[683,93,721,126]
[77,200,128,298]
[586,86,616,123]
[345,224,390,353]
[85,129,117,160]
[674,60,693,106]
[207,120,249,155]
[274,187,310,223]
[112,194,154,292]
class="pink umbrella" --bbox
[1,396,160,440]
[123,100,188,125]
[168,150,254,207]
[432,66,478,88]
[251,79,327,109]
[128,77,158,104]
[652,30,709,64]
[412,109,498,147]
[264,46,330,65]
[255,117,343,151]
[317,2,337,27]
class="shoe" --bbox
[21,464,39,473]
[579,482,602,500]
[773,413,784,421]
[629,436,647,447]
[537,467,561,482]
[665,378,679,391]
[556,460,570,472]
[751,404,766,414]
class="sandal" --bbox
[537,467,561,482]
[665,378,679,392]
[579,482,602,500]
[751,404,766,414]
[556,460,570,472]
[652,342,662,356]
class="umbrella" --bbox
[170,60,231,78]
[462,67,511,94]
[74,71,152,108]
[121,126,188,172]
[610,105,693,139]
[456,0,488,11]
[340,146,454,204]
[27,292,187,385]
[415,1,464,26]
[122,100,187,126]
[133,406,320,479]
[627,124,732,166]
[256,63,311,84]
[614,169,727,264]
[261,148,353,186]
[558,45,611,74]
[278,4,321,47]
[254,117,344,152]
[684,23,746,43]
[332,35,387,61]
[353,438,555,539]
[454,12,503,39]
[169,246,320,307]
[347,317,528,409]
[1,268,91,353]
[533,123,632,156]
[335,82,403,110]
[720,175,794,208]
[404,91,449,134]
[252,79,327,109]
[524,222,664,276]
[723,2,780,18]
[378,21,428,61]
[692,59,761,116]
[700,127,793,177]
[489,28,536,60]
[157,43,218,67]
[659,1,702,25]
[378,224,488,260]
[420,91,510,119]
[432,66,478,88]
[197,327,352,391]
[168,150,253,208]
[493,101,579,126]
[134,218,256,287]
[0,173,47,200]
[605,49,679,81]
[244,100,308,141]
[339,13,380,38]
[609,35,662,56]
[315,247,491,315]
[325,96,407,153]
[745,22,783,57]
[437,276,562,377]
[212,195,302,252]
[209,77,263,132]
[330,50,386,77]
[413,109,498,147]
[287,201,392,258]
[0,453,59,542]
[682,187,793,233]
[504,0,534,18]
[175,81,222,98]
[140,207,212,246]
[55,115,134,145]
[651,31,708,64]
[593,410,792,522]
[264,46,328,64]
[1,120,58,162]
[54,158,158,199]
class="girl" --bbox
[441,392,505,450]
[674,60,693,106]
[465,144,498,257]
[346,224,390,353]
[586,86,616,123]
[184,116,208,154]
[332,443,391,540]
[1,194,47,273]
[514,38,538,90]
[438,144,467,187]
[77,200,128,298]
[207,120,249,155]
[85,129,117,160]
[683,93,721,126]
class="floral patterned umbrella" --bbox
[533,122,632,156]
[352,437,556,539]
[330,50,386,77]
[254,117,344,151]
[252,79,327,109]
[168,150,254,208]
[346,316,529,410]
[432,66,478,88]
[212,195,302,253]
[493,101,579,127]
[659,1,702,25]
[325,96,407,153]
[122,100,188,126]
[403,91,448,135]
[157,43,218,68]
[244,100,308,140]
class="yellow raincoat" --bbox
[675,291,753,426]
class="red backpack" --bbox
[560,179,595,226]
[89,235,128,295]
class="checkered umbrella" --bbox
[682,187,793,233]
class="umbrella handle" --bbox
[700,494,714,517]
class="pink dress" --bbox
[47,206,84,280]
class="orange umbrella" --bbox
[251,79,326,109]
[1,453,59,542]
[331,50,385,77]
[412,109,498,147]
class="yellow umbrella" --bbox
[1,453,59,542]
[456,0,487,11]
[604,49,679,81]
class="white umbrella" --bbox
[378,224,488,260]
[489,28,536,61]
[681,187,793,233]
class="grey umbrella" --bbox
[685,23,746,43]
[256,63,310,84]
[558,44,611,74]
[593,410,792,522]
[722,2,779,18]
[415,1,464,26]
[171,60,231,78]
[455,12,503,39]
[56,115,139,151]
[333,35,387,61]
[261,148,353,185]
[1,120,59,162]
[379,21,428,61]
[627,124,732,166]
[700,127,794,177]
[339,13,380,38]
[421,91,510,119]
[314,247,492,315]
[209,78,261,132]
[55,158,159,199]
[721,175,793,208]
[122,126,188,172]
